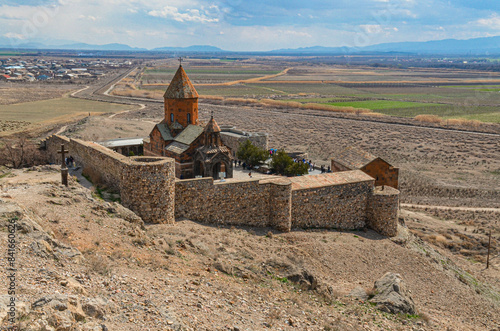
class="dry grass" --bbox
[415,114,486,129]
[199,95,224,100]
[447,118,482,128]
[414,114,442,124]
[111,89,163,99]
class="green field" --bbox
[138,64,500,123]
[0,97,136,123]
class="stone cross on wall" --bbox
[57,144,69,186]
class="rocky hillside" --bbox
[0,166,499,330]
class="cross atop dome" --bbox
[163,65,198,99]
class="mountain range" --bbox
[1,36,500,55]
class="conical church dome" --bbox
[163,65,199,99]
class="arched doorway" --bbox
[212,162,227,179]
[194,160,205,177]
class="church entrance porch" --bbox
[212,161,228,179]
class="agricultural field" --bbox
[0,97,137,135]
[0,84,76,105]
[140,66,283,85]
[132,61,500,123]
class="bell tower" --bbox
[163,62,199,129]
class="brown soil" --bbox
[0,84,75,105]
[1,167,499,330]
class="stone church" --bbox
[143,65,233,179]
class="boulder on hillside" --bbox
[369,272,416,315]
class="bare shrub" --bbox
[365,287,377,299]
[0,137,47,168]
[87,255,112,275]
[414,114,443,124]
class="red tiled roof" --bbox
[289,170,374,190]
[163,65,198,99]
[332,146,378,169]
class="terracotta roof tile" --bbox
[289,170,374,190]
[163,65,198,99]
[204,116,221,133]
[333,146,378,169]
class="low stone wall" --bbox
[367,186,400,237]
[175,177,292,230]
[291,181,373,229]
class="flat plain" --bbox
[0,56,499,330]
[124,60,500,123]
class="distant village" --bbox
[0,57,133,82]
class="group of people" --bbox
[65,156,75,168]
[233,154,333,174]
[320,165,332,173]
[292,158,332,173]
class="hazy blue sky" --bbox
[1,0,499,50]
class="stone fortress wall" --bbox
[43,135,175,224]
[43,135,399,236]
[291,180,373,230]
[175,177,292,232]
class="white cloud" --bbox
[79,15,98,21]
[360,24,383,34]
[474,14,500,30]
[148,6,219,23]
[0,5,52,20]
[3,32,26,39]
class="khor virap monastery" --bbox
[143,65,233,179]
[42,64,401,237]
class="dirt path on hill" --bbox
[108,103,145,119]
[402,203,500,213]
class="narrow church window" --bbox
[170,113,174,122]
[187,113,191,124]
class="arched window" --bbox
[170,113,174,122]
[187,113,191,124]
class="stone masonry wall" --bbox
[291,181,373,229]
[43,135,399,235]
[367,186,400,237]
[175,178,292,230]
[267,179,293,232]
[44,135,70,165]
[121,156,175,224]
[43,135,175,224]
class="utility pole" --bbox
[486,229,492,269]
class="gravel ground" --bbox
[0,167,498,330]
